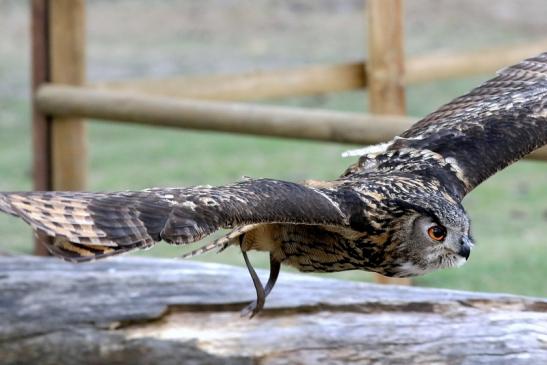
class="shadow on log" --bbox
[0,256,546,364]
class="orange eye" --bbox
[427,225,446,241]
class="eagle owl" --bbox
[1,53,546,317]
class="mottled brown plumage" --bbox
[1,53,546,317]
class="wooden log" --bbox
[49,0,87,191]
[35,85,547,161]
[367,0,410,286]
[0,256,546,365]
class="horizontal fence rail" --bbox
[36,84,547,161]
[90,40,547,101]
[405,39,547,84]
[93,63,367,102]
[36,85,414,144]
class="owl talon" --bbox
[240,300,260,318]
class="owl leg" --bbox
[240,253,280,318]
[264,254,281,296]
[240,233,281,318]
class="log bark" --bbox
[0,256,546,365]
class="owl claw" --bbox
[240,300,261,319]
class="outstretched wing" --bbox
[395,52,547,195]
[0,179,355,261]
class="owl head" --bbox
[381,195,474,277]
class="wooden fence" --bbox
[30,0,547,286]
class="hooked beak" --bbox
[458,236,473,260]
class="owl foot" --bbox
[240,249,281,319]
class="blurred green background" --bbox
[0,0,545,296]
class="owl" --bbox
[1,52,546,317]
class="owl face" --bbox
[385,198,474,277]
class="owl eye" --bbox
[427,225,447,241]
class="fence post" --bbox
[31,0,87,255]
[49,0,87,191]
[366,0,411,285]
[31,0,51,255]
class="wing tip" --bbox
[0,193,19,217]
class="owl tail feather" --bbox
[180,224,261,259]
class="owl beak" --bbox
[458,237,473,260]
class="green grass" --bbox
[0,77,545,297]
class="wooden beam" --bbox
[93,62,367,101]
[367,0,410,286]
[31,0,51,256]
[48,0,87,191]
[35,85,415,144]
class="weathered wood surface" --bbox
[0,257,546,365]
